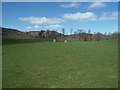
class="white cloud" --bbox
[62,12,97,21]
[26,26,32,29]
[46,24,63,30]
[26,25,41,29]
[62,11,118,22]
[99,11,118,21]
[19,16,61,25]
[89,2,106,9]
[60,2,80,8]
[34,25,40,28]
[26,24,63,30]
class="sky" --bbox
[2,2,118,34]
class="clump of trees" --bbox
[72,28,119,41]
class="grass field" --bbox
[2,39,118,88]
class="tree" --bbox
[104,32,107,35]
[88,29,91,34]
[104,32,108,40]
[108,32,111,35]
[80,29,83,33]
[77,29,83,34]
[62,28,65,35]
[74,31,77,35]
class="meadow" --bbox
[2,39,118,88]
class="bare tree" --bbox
[77,29,83,34]
[88,29,91,34]
[80,29,83,33]
[104,32,108,40]
[104,32,107,35]
[62,28,65,36]
[108,32,111,35]
[74,31,77,35]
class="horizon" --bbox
[2,2,118,35]
[2,27,119,35]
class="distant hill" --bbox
[1,27,62,39]
[2,27,34,39]
[1,27,118,40]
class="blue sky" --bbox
[2,2,118,34]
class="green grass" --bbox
[2,39,118,88]
[0,44,2,89]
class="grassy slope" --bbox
[2,39,118,88]
[0,43,2,89]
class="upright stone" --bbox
[53,39,56,42]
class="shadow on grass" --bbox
[2,39,52,45]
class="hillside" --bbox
[1,27,62,40]
[1,27,118,41]
[2,27,34,39]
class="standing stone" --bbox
[64,40,67,43]
[53,39,56,42]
